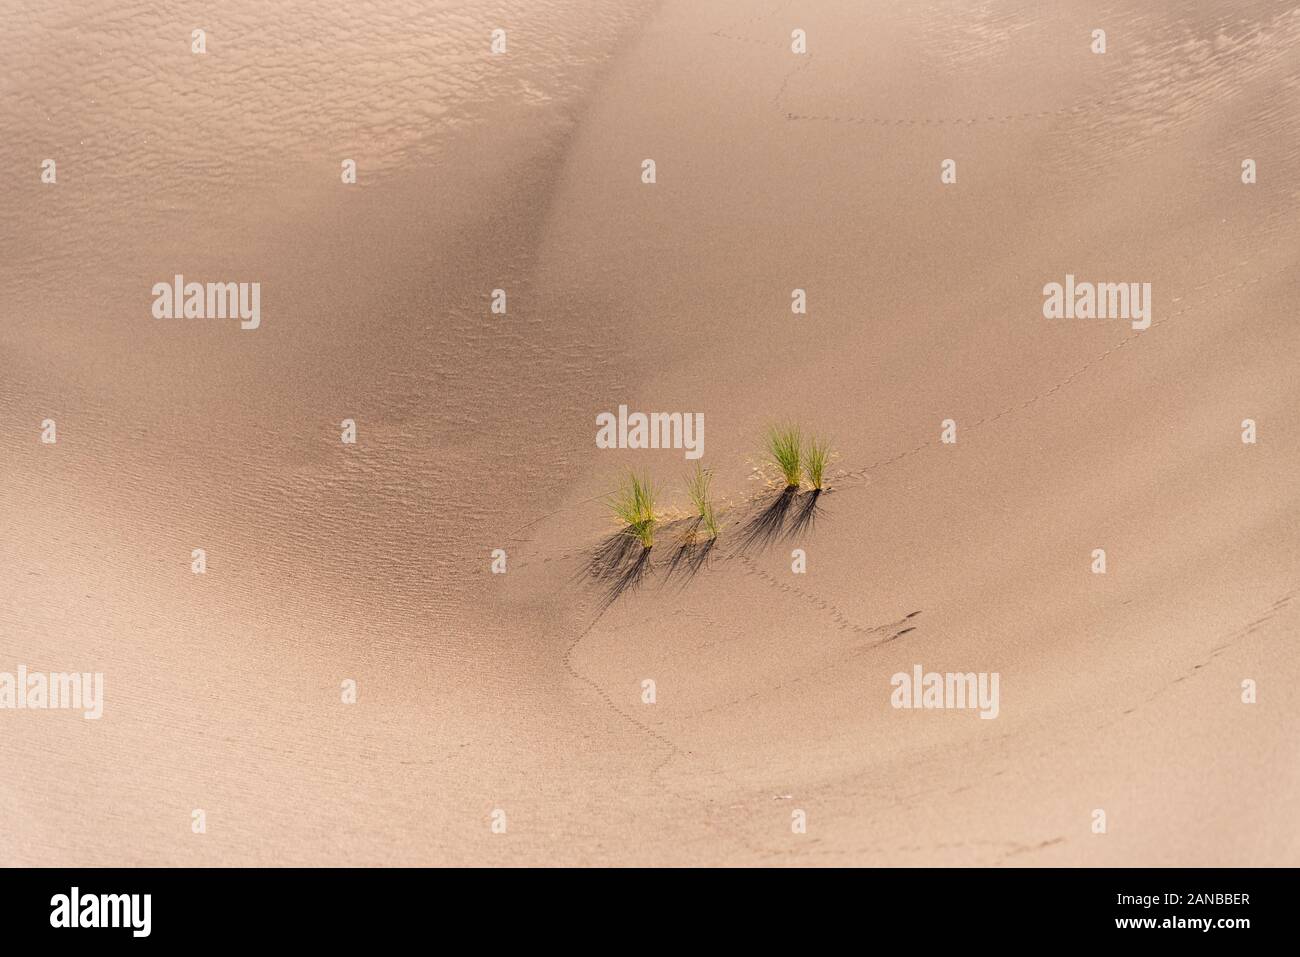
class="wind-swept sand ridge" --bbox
[2,0,1297,865]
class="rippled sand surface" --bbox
[3,0,1297,865]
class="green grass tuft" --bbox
[805,436,831,491]
[766,424,803,487]
[608,471,657,548]
[685,464,719,540]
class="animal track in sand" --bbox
[738,554,920,642]
[559,586,684,749]
[554,509,923,833]
[684,579,921,719]
[557,594,807,862]
[1101,589,1295,729]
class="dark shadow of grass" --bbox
[583,528,654,609]
[737,485,798,554]
[787,488,823,538]
[664,519,702,581]
[684,536,716,578]
[664,525,717,587]
[596,543,652,610]
[587,529,642,582]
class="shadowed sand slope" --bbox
[2,0,1297,865]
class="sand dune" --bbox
[2,0,1297,865]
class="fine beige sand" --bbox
[2,0,1298,866]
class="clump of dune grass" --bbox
[805,436,831,491]
[608,471,657,548]
[685,464,719,540]
[766,424,803,488]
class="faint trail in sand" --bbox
[552,518,924,853]
[1102,589,1296,729]
[556,584,778,858]
[736,555,921,641]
